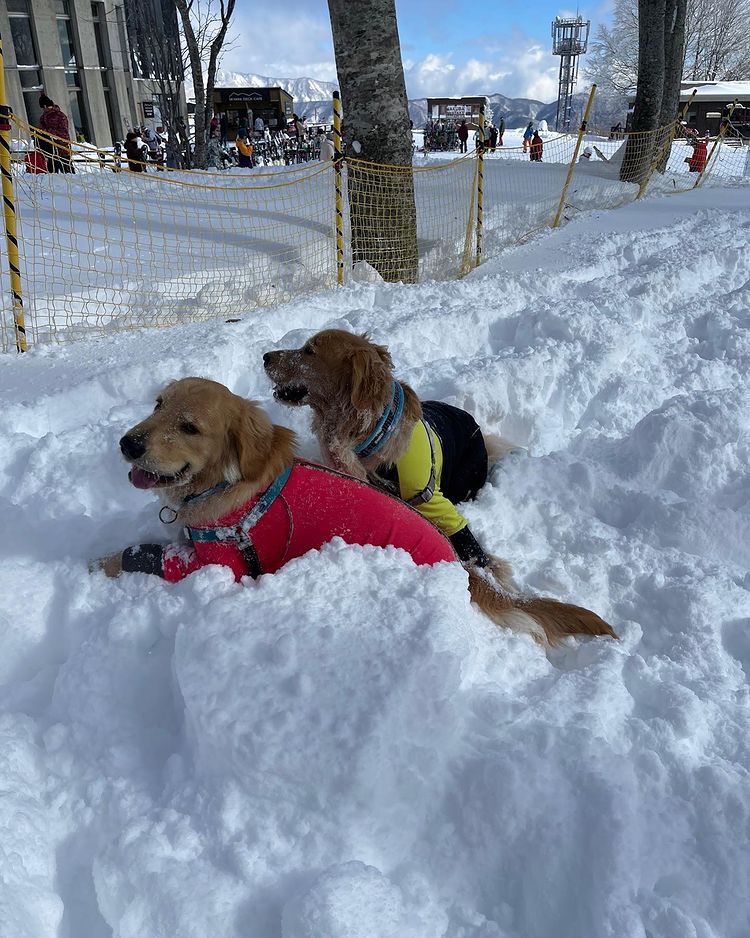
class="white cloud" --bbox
[219,9,336,83]
[404,41,561,102]
[218,8,567,104]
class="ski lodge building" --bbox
[425,96,488,128]
[211,86,294,135]
[627,81,750,138]
[0,0,186,146]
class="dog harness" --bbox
[120,460,457,582]
[354,380,405,457]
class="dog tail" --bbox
[484,432,523,465]
[467,569,618,646]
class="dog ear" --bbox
[227,396,275,482]
[350,342,392,410]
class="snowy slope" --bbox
[1,183,750,938]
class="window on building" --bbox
[55,0,90,140]
[92,2,119,142]
[6,0,44,125]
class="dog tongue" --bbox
[129,467,161,489]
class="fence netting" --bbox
[1,114,748,350]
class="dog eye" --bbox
[153,399,162,411]
[180,422,200,435]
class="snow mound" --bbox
[2,181,750,937]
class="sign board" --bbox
[445,104,471,118]
[228,91,264,102]
[142,101,155,119]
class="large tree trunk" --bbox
[327,0,418,283]
[661,0,688,124]
[657,0,688,170]
[620,0,667,182]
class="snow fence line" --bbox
[1,109,749,351]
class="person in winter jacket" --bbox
[143,127,165,170]
[498,117,505,146]
[37,94,73,172]
[523,121,534,152]
[207,132,232,169]
[125,130,148,172]
[235,134,254,168]
[686,137,708,173]
[319,130,335,162]
[488,124,498,151]
[457,119,469,153]
[529,130,543,162]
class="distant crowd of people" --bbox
[423,117,507,153]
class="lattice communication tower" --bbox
[551,15,590,131]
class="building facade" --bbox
[0,0,185,146]
[425,97,489,129]
[211,86,294,137]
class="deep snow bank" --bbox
[1,182,750,938]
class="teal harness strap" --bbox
[186,466,293,571]
[354,381,405,457]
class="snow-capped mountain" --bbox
[214,70,338,103]
[207,71,626,129]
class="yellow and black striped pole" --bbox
[694,100,737,190]
[0,33,27,351]
[475,104,485,268]
[332,91,345,286]
[553,83,597,229]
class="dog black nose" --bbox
[120,433,146,460]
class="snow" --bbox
[9,136,749,350]
[2,177,750,938]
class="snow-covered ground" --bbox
[2,180,750,938]
[7,128,749,350]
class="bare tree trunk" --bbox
[661,0,688,125]
[175,0,208,168]
[620,0,667,182]
[327,0,418,283]
[174,0,235,169]
[203,0,236,147]
[657,0,688,170]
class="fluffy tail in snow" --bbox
[467,568,619,646]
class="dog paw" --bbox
[89,553,124,578]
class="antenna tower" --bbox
[551,15,590,131]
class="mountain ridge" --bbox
[211,69,620,129]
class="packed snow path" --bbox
[1,183,749,938]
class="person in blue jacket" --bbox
[523,121,534,152]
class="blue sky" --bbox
[221,0,613,102]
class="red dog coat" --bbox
[121,460,457,581]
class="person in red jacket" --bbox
[37,94,74,173]
[686,137,708,173]
[457,119,469,153]
[529,130,543,162]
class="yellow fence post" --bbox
[475,104,485,268]
[0,33,27,352]
[332,91,345,286]
[552,83,597,229]
[693,100,737,190]
[637,89,697,199]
